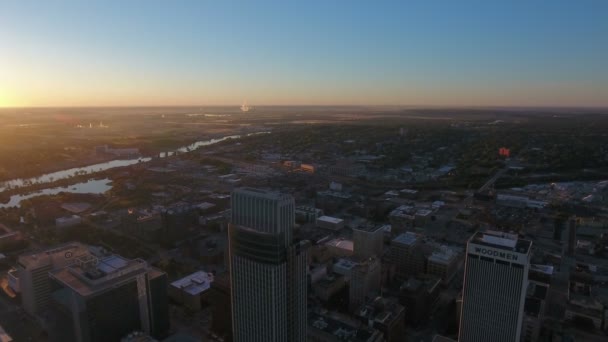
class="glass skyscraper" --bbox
[229,188,308,342]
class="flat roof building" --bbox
[48,251,169,342]
[17,242,90,315]
[308,312,383,342]
[324,238,354,257]
[391,233,425,280]
[350,257,382,311]
[459,231,532,342]
[353,225,384,260]
[229,188,307,342]
[333,258,358,279]
[316,216,345,231]
[169,271,214,311]
[426,245,462,285]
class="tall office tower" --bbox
[459,231,532,342]
[17,242,90,315]
[353,224,384,260]
[229,188,308,342]
[48,250,170,342]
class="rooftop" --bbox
[49,252,159,298]
[234,187,289,200]
[18,241,90,269]
[358,297,405,326]
[0,223,12,234]
[393,232,419,246]
[325,238,354,252]
[432,335,456,342]
[400,189,418,194]
[470,230,531,254]
[309,313,379,342]
[401,276,441,293]
[170,271,214,296]
[195,202,216,210]
[60,202,91,214]
[428,245,460,264]
[353,224,384,233]
[334,258,358,270]
[317,216,344,224]
[530,264,554,275]
[316,274,345,289]
[317,190,353,199]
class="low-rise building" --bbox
[6,268,19,295]
[496,193,548,209]
[169,271,214,311]
[426,245,462,285]
[565,295,604,330]
[308,312,383,342]
[333,258,358,280]
[295,206,323,223]
[324,238,354,257]
[389,205,433,234]
[300,164,315,173]
[356,297,405,342]
[316,216,345,231]
[55,215,82,228]
[0,223,22,249]
[399,276,441,325]
[399,189,418,199]
[313,273,347,302]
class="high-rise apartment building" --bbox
[229,188,308,342]
[459,231,531,342]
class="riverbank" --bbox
[0,131,270,207]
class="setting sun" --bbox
[0,89,20,107]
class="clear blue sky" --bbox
[1,0,607,107]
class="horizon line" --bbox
[1,104,607,110]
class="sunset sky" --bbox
[1,1,607,107]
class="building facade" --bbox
[391,232,425,280]
[229,188,308,342]
[459,231,531,342]
[350,257,382,311]
[48,251,169,342]
[17,242,90,315]
[353,225,384,260]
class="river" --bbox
[0,179,113,208]
[0,131,270,207]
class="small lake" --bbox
[0,178,113,208]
